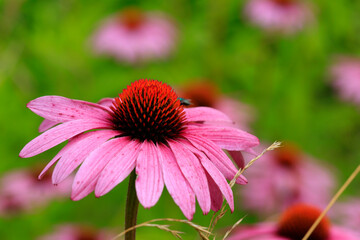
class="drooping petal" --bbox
[52,130,119,184]
[27,96,111,123]
[71,137,130,200]
[158,143,195,220]
[197,151,234,211]
[168,140,211,215]
[95,140,141,197]
[184,107,233,123]
[39,119,59,132]
[206,173,224,212]
[135,141,164,208]
[228,151,245,169]
[185,125,259,151]
[20,119,112,158]
[186,135,247,185]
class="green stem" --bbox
[125,170,139,240]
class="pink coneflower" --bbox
[240,143,335,216]
[19,79,259,220]
[330,57,360,105]
[0,168,72,216]
[38,224,112,240]
[244,0,312,34]
[92,8,178,64]
[228,204,360,240]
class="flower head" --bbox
[330,57,360,105]
[244,0,312,34]
[92,8,178,64]
[228,204,360,240]
[20,79,259,220]
[240,142,335,216]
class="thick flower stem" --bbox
[125,170,139,240]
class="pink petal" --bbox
[39,119,59,132]
[158,143,195,220]
[97,98,114,108]
[52,130,119,184]
[38,144,70,179]
[27,96,111,123]
[186,135,247,185]
[95,140,141,197]
[185,107,233,123]
[198,152,234,211]
[206,173,224,212]
[168,140,211,214]
[20,119,112,158]
[228,151,245,169]
[135,141,164,208]
[185,125,259,151]
[71,137,130,200]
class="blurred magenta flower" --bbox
[240,143,335,216]
[38,224,112,240]
[92,8,178,64]
[178,80,255,132]
[228,204,360,240]
[330,57,360,104]
[330,198,360,234]
[19,79,259,220]
[244,0,312,34]
[0,168,72,216]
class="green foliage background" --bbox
[0,0,359,239]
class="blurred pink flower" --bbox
[228,204,360,240]
[0,168,72,216]
[244,0,312,34]
[330,198,360,234]
[19,79,259,220]
[92,8,178,64]
[330,57,360,104]
[38,224,112,240]
[240,143,335,216]
[178,80,255,132]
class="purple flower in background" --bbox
[227,204,360,240]
[92,8,178,64]
[240,143,335,216]
[0,168,72,216]
[244,0,312,34]
[330,57,360,105]
[19,79,259,220]
[178,80,255,132]
[38,224,112,240]
[330,198,360,234]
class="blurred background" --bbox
[1,0,360,239]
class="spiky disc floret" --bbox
[277,204,330,240]
[110,79,187,143]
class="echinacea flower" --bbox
[240,143,335,216]
[38,224,112,240]
[330,57,360,105]
[177,80,255,132]
[19,79,259,220]
[227,204,360,240]
[330,198,360,234]
[244,0,312,34]
[0,168,72,216]
[92,8,178,64]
